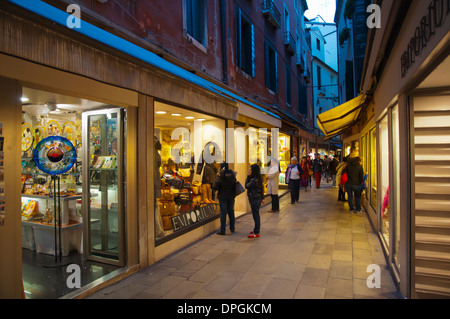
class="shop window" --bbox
[185,0,207,46]
[379,115,389,247]
[20,87,124,298]
[265,41,278,93]
[317,65,322,90]
[277,133,291,185]
[391,105,400,269]
[361,134,367,201]
[154,102,225,242]
[298,81,307,115]
[236,7,256,77]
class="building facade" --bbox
[0,0,316,299]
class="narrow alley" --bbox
[87,182,401,299]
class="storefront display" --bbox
[369,127,377,210]
[379,115,389,246]
[154,102,224,241]
[19,87,127,275]
[391,105,400,269]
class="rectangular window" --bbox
[298,81,307,115]
[379,115,389,247]
[284,6,290,33]
[286,66,291,105]
[154,102,225,243]
[186,0,206,46]
[265,41,278,92]
[316,38,320,51]
[236,7,255,77]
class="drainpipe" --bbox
[220,0,229,84]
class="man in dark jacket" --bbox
[213,162,237,235]
[329,156,340,187]
[344,156,364,213]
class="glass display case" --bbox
[82,108,125,266]
[379,115,390,247]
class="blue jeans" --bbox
[346,184,362,211]
[249,198,262,234]
[219,198,235,233]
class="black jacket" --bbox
[329,158,339,175]
[245,175,264,201]
[212,170,237,201]
[344,158,364,186]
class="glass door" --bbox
[82,108,125,266]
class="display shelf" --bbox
[22,194,82,200]
[22,219,81,229]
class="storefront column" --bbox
[137,94,155,267]
[397,93,411,298]
[0,76,23,298]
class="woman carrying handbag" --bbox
[213,162,237,235]
[245,164,265,238]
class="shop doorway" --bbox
[20,87,126,298]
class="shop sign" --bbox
[401,0,450,78]
[171,204,217,231]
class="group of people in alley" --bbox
[212,150,366,239]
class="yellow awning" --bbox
[317,95,367,140]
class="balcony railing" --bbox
[261,0,281,29]
[284,31,296,55]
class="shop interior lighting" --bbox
[155,111,166,114]
[197,118,206,121]
[171,113,181,116]
[185,116,195,119]
[21,97,29,102]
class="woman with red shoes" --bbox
[245,164,264,238]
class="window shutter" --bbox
[274,50,278,92]
[264,42,270,89]
[236,6,242,69]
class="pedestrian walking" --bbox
[245,164,265,238]
[285,157,303,204]
[213,162,237,235]
[336,156,347,201]
[267,159,280,212]
[343,156,364,213]
[300,156,311,192]
[329,156,339,187]
[312,154,324,188]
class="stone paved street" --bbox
[87,181,401,299]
